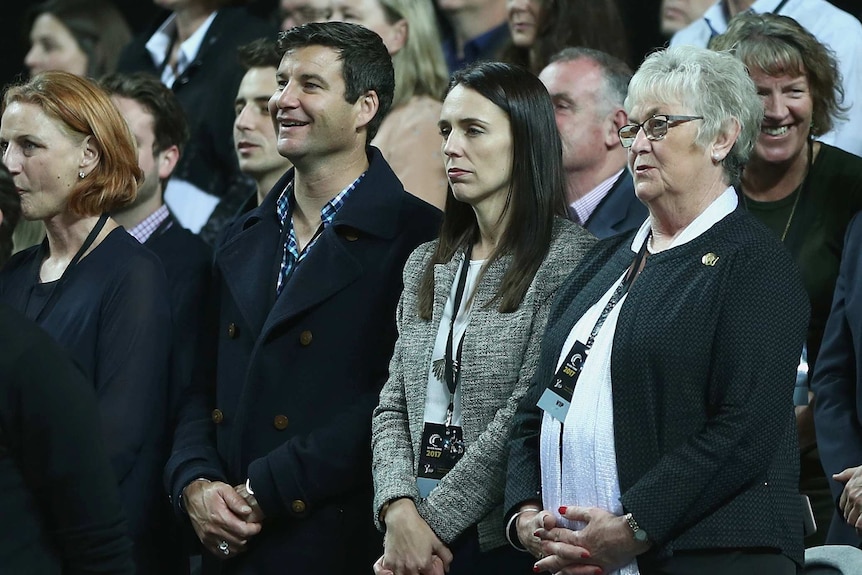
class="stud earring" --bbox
[79,171,85,179]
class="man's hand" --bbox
[235,481,266,523]
[380,498,452,575]
[533,506,650,575]
[835,465,862,533]
[183,479,262,559]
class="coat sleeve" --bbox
[619,244,810,545]
[96,255,173,486]
[9,320,134,574]
[812,214,862,509]
[371,244,432,530]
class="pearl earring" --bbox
[79,171,85,179]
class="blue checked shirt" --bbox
[275,172,365,295]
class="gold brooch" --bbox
[701,253,719,266]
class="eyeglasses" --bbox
[618,115,704,148]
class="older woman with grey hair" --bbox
[504,45,809,575]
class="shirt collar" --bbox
[630,186,738,252]
[127,204,171,244]
[145,12,218,79]
[568,169,625,226]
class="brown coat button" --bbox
[227,322,238,339]
[299,330,313,346]
[291,499,306,514]
[212,409,224,424]
[273,414,289,430]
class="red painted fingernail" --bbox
[533,565,540,573]
[558,506,567,514]
[581,552,591,558]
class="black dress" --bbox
[0,228,176,574]
[0,303,134,574]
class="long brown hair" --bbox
[417,62,567,319]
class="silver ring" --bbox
[218,541,230,556]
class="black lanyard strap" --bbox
[30,213,109,322]
[443,244,474,422]
[582,232,649,353]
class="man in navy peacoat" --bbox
[165,22,441,574]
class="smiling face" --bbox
[626,99,709,205]
[0,101,91,221]
[439,84,514,214]
[235,66,291,180]
[269,45,368,165]
[25,13,88,78]
[507,0,542,48]
[749,67,812,168]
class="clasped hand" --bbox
[183,479,264,559]
[835,465,862,536]
[373,499,452,575]
[532,506,650,575]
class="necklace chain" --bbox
[742,138,813,243]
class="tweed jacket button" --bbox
[291,499,306,514]
[273,414,289,430]
[227,322,239,339]
[211,409,224,424]
[299,330,313,346]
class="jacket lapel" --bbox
[216,200,281,338]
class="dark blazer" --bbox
[165,147,441,574]
[584,171,648,240]
[812,211,862,545]
[117,8,276,199]
[506,207,809,569]
[144,215,213,424]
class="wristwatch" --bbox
[625,512,649,543]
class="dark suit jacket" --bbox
[507,207,809,568]
[583,171,648,240]
[117,8,276,199]
[165,147,441,573]
[812,211,862,545]
[144,215,213,425]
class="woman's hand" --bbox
[533,506,650,574]
[515,506,555,559]
[381,498,453,575]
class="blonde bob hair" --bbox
[3,71,142,218]
[378,0,449,108]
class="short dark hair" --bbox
[418,61,567,318]
[100,72,189,155]
[276,21,394,140]
[238,38,282,71]
[0,162,23,269]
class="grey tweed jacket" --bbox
[371,218,595,551]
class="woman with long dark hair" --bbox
[371,61,595,575]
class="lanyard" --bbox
[443,244,473,427]
[29,213,109,322]
[581,233,648,353]
[543,233,650,413]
